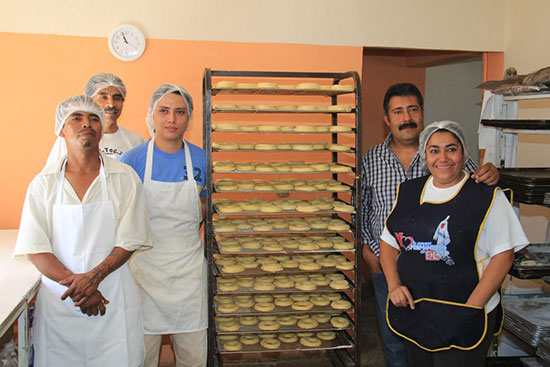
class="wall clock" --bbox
[108,24,146,62]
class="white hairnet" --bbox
[84,73,127,99]
[55,95,106,136]
[145,83,194,137]
[419,120,469,165]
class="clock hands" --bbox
[122,32,128,44]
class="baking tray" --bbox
[214,293,355,318]
[212,169,355,175]
[212,108,355,114]
[214,206,355,217]
[215,263,355,277]
[212,87,354,97]
[481,119,550,130]
[498,168,550,205]
[503,294,550,347]
[510,244,550,279]
[215,312,354,333]
[216,330,354,355]
[218,348,354,367]
[214,241,355,256]
[214,277,354,295]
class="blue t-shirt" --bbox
[119,139,207,197]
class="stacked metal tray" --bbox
[503,294,550,347]
[510,244,550,279]
[498,168,550,206]
[536,337,550,363]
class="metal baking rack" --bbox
[214,314,354,332]
[204,69,362,367]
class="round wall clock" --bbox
[108,24,146,62]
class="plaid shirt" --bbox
[361,133,478,256]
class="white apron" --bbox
[130,139,207,333]
[33,159,145,367]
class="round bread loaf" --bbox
[222,340,242,351]
[299,337,322,347]
[240,335,260,345]
[260,338,281,349]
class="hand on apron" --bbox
[76,290,110,316]
[59,272,101,304]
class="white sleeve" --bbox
[13,177,54,262]
[113,168,153,252]
[477,190,529,259]
[45,137,67,167]
[380,226,399,249]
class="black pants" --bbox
[404,308,498,367]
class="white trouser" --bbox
[143,330,207,367]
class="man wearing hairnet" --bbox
[14,95,152,366]
[46,73,144,166]
[360,83,499,367]
[120,84,207,367]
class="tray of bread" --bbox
[212,142,354,153]
[212,217,352,235]
[215,234,355,255]
[214,198,355,216]
[212,80,355,96]
[215,178,352,193]
[510,243,550,279]
[214,273,353,294]
[214,253,355,277]
[212,103,353,114]
[212,123,354,133]
[217,329,355,354]
[214,293,354,319]
[212,161,354,174]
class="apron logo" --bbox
[394,215,455,265]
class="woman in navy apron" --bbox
[379,121,529,367]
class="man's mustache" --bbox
[399,122,417,130]
[104,107,120,114]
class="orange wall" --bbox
[0,32,362,229]
[361,50,426,153]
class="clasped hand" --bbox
[59,272,109,316]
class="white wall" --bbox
[0,0,507,50]
[424,58,483,163]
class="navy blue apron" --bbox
[385,174,502,351]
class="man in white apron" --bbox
[46,72,144,166]
[14,95,152,367]
[120,84,207,367]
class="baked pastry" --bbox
[329,280,349,290]
[239,316,258,326]
[297,82,321,90]
[216,81,237,88]
[257,82,278,89]
[254,302,276,312]
[258,321,280,331]
[237,83,257,89]
[240,335,260,345]
[222,264,245,274]
[278,333,298,343]
[214,104,238,110]
[295,281,317,291]
[218,321,240,332]
[277,316,298,326]
[297,318,319,329]
[260,338,281,349]
[310,295,330,306]
[291,301,314,311]
[217,303,239,313]
[222,340,242,351]
[299,337,322,347]
[316,331,336,341]
[331,300,352,310]
[330,316,350,328]
[213,123,239,131]
[261,263,283,272]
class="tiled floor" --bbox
[159,267,386,367]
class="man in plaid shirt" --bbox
[361,83,499,366]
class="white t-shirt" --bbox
[14,154,153,261]
[45,125,144,167]
[381,172,529,312]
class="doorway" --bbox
[361,47,489,161]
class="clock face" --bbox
[108,25,146,62]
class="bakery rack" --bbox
[202,69,362,367]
